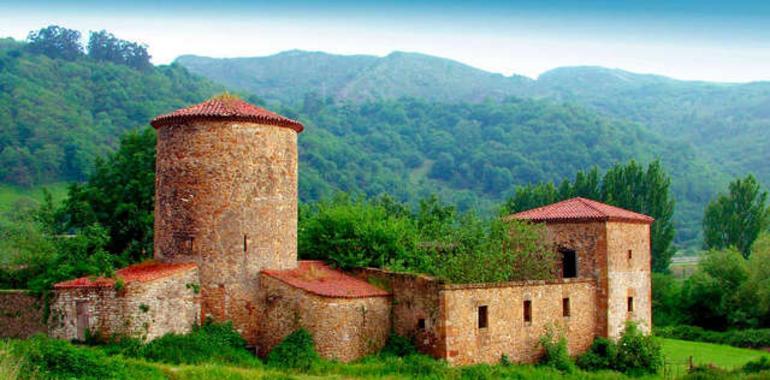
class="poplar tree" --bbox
[703,175,768,258]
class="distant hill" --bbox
[0,41,742,248]
[0,38,223,186]
[176,51,531,104]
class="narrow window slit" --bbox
[523,300,532,323]
[478,306,488,329]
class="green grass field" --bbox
[0,183,69,216]
[660,338,770,378]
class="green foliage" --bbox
[0,34,221,186]
[26,25,84,60]
[743,357,770,373]
[11,334,163,379]
[703,175,769,258]
[576,323,662,376]
[380,332,417,357]
[652,273,686,326]
[88,30,152,71]
[576,337,617,372]
[299,193,556,283]
[504,160,677,272]
[681,249,752,329]
[298,194,420,270]
[538,327,576,373]
[137,320,258,367]
[656,325,770,349]
[614,322,663,376]
[266,328,319,371]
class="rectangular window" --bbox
[561,249,577,278]
[628,297,634,312]
[417,318,426,330]
[478,306,488,329]
[628,249,633,260]
[523,300,532,323]
[562,298,571,317]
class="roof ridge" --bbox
[575,197,606,216]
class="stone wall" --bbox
[605,222,652,338]
[49,268,200,341]
[352,268,445,357]
[154,121,298,344]
[258,274,390,362]
[440,279,596,366]
[0,290,46,338]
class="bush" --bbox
[267,328,319,371]
[576,337,617,371]
[743,357,770,373]
[381,332,417,357]
[11,334,141,379]
[538,327,575,373]
[614,322,663,376]
[139,320,258,367]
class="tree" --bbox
[680,248,749,329]
[87,30,151,70]
[703,174,768,258]
[59,128,156,261]
[26,25,84,60]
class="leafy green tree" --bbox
[59,128,156,262]
[87,30,151,70]
[680,248,750,329]
[26,25,84,60]
[703,175,769,258]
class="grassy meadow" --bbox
[0,183,69,216]
[2,336,768,380]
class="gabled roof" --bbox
[150,95,304,132]
[54,261,198,289]
[262,261,391,298]
[509,197,654,224]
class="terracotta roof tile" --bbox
[150,95,304,132]
[54,261,198,289]
[262,261,390,298]
[509,197,654,224]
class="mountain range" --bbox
[3,40,770,249]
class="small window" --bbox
[562,298,571,317]
[627,249,633,260]
[627,297,634,313]
[478,306,488,329]
[523,300,532,323]
[417,318,426,330]
[243,235,248,253]
[561,248,577,278]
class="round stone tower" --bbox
[150,95,303,343]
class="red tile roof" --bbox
[150,95,304,132]
[54,261,198,289]
[509,197,654,224]
[262,261,391,298]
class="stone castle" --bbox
[47,96,652,365]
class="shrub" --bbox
[267,328,319,371]
[13,334,122,379]
[538,327,575,373]
[576,337,616,371]
[744,357,770,373]
[140,322,257,367]
[614,322,663,376]
[381,332,417,357]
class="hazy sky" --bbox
[1,0,769,82]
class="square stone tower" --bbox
[510,197,654,338]
[150,95,304,343]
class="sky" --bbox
[1,0,769,82]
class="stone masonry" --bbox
[0,290,47,339]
